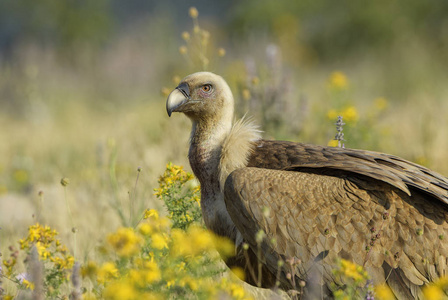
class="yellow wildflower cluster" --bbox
[20,223,57,248]
[327,140,339,147]
[216,278,252,300]
[154,162,194,198]
[170,225,234,258]
[129,258,161,285]
[79,205,251,300]
[334,259,369,284]
[97,262,119,284]
[2,223,75,298]
[143,208,159,220]
[16,224,74,270]
[327,106,359,123]
[4,165,253,299]
[103,279,163,300]
[107,228,143,257]
[22,279,35,291]
[140,208,170,236]
[422,277,448,300]
[154,163,201,229]
[374,284,394,300]
[328,71,349,90]
[332,259,371,299]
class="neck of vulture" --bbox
[188,107,261,240]
[188,115,232,189]
[187,106,235,236]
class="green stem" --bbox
[64,186,77,260]
[108,145,127,226]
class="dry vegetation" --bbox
[1,4,448,299]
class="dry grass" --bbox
[1,9,447,298]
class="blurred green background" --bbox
[1,0,447,261]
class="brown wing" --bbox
[247,140,448,206]
[224,167,448,299]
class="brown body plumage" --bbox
[166,72,448,299]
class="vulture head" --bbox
[166,72,234,125]
[166,72,448,299]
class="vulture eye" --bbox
[201,84,213,93]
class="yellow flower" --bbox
[189,7,198,19]
[51,255,74,270]
[218,48,226,57]
[178,276,200,291]
[229,283,247,299]
[97,262,119,284]
[242,89,251,101]
[328,140,339,147]
[13,169,29,183]
[422,284,444,300]
[19,238,28,249]
[328,71,348,90]
[3,258,17,276]
[35,242,51,259]
[138,222,153,236]
[181,31,190,41]
[374,284,394,300]
[151,233,168,250]
[103,280,137,300]
[143,260,161,283]
[28,225,41,242]
[166,280,175,288]
[140,293,163,300]
[334,259,369,286]
[189,279,199,291]
[22,279,35,290]
[435,276,448,289]
[155,163,195,199]
[179,46,188,55]
[189,226,214,251]
[107,228,143,257]
[177,261,186,271]
[129,268,161,286]
[170,229,191,256]
[144,209,159,220]
[230,267,245,281]
[83,293,98,300]
[158,217,171,229]
[213,235,235,258]
[341,106,359,122]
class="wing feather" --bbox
[224,167,448,298]
[248,140,448,205]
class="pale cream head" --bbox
[166,72,234,124]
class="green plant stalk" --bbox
[108,145,127,226]
[129,170,140,226]
[64,186,77,260]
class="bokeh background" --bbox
[1,0,448,271]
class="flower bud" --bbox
[60,178,70,187]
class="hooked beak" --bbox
[166,82,190,117]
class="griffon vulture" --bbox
[166,72,448,299]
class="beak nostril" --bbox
[176,82,190,100]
